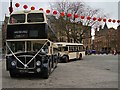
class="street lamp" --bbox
[9,0,13,14]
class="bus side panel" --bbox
[68,52,77,59]
[78,51,85,58]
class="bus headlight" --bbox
[11,61,16,66]
[36,68,41,72]
[36,61,41,66]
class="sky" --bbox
[0,0,119,29]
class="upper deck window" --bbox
[27,13,44,22]
[9,14,25,24]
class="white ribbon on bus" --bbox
[6,40,49,68]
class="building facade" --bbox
[82,26,92,50]
[93,23,119,54]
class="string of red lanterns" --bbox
[23,5,28,9]
[31,6,35,10]
[53,10,57,15]
[67,13,72,17]
[13,3,120,23]
[93,17,97,21]
[112,20,116,23]
[117,20,120,23]
[108,19,112,22]
[60,12,65,17]
[103,18,106,22]
[74,14,78,18]
[15,3,20,8]
[39,8,43,11]
[81,16,85,19]
[46,9,50,14]
[87,16,91,20]
[98,18,102,22]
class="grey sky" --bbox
[86,1,119,29]
[0,0,119,29]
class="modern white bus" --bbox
[54,42,85,62]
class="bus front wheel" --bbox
[9,70,18,78]
[43,62,52,79]
[65,56,69,63]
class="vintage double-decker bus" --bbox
[6,10,59,79]
[54,42,85,63]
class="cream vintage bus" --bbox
[54,42,85,63]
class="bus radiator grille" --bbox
[17,56,35,69]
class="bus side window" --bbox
[83,46,85,51]
[78,46,81,51]
[77,46,79,52]
[53,48,59,54]
[71,46,74,52]
[64,47,68,51]
[69,46,72,52]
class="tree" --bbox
[49,1,107,43]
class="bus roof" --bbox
[54,42,83,46]
[6,39,51,42]
[11,10,45,15]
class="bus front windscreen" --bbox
[27,13,44,22]
[9,14,25,24]
[7,41,25,54]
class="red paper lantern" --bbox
[46,9,50,13]
[103,18,106,22]
[81,16,85,19]
[98,18,102,21]
[60,12,65,17]
[67,13,72,17]
[87,16,91,20]
[93,17,97,21]
[74,14,78,18]
[108,19,112,22]
[112,20,116,23]
[15,3,20,8]
[117,20,120,23]
[23,5,28,9]
[39,8,43,11]
[31,6,35,10]
[53,10,57,15]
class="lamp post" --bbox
[9,0,13,14]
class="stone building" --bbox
[82,26,92,50]
[93,23,118,54]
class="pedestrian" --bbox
[113,49,117,55]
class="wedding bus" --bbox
[6,10,59,79]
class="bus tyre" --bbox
[79,53,82,60]
[9,70,17,78]
[43,69,49,79]
[55,59,58,68]
[65,56,69,63]
[43,62,51,79]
